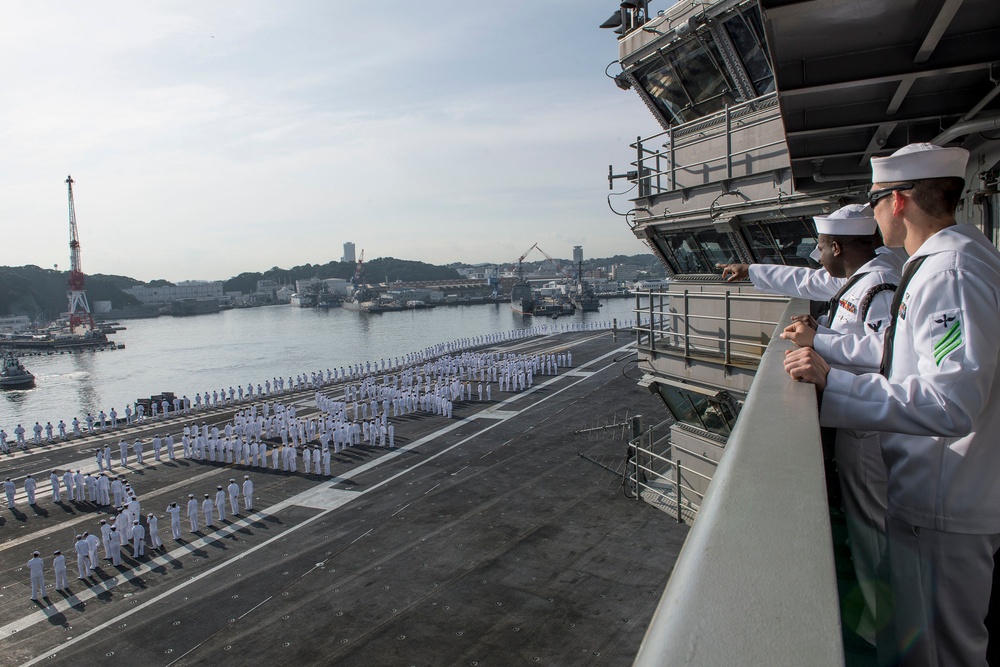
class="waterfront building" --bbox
[0,316,31,333]
[124,282,224,305]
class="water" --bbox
[0,299,636,430]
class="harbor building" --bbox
[0,315,31,333]
[124,281,224,305]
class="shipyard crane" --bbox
[510,243,539,282]
[351,249,365,287]
[65,175,95,332]
[534,244,577,281]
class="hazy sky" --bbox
[0,1,662,282]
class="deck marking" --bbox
[350,529,373,544]
[237,595,272,620]
[15,339,635,664]
[390,503,410,517]
[424,483,441,495]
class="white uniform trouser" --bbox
[54,566,67,590]
[30,574,44,599]
[835,429,888,646]
[884,516,1000,667]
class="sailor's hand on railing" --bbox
[783,347,829,390]
[716,263,750,281]
[789,314,818,330]
[780,320,816,348]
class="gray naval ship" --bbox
[603,0,1000,664]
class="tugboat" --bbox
[0,353,35,388]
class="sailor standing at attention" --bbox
[227,479,239,515]
[202,494,214,529]
[187,494,199,533]
[784,143,1000,666]
[50,470,61,503]
[28,551,45,601]
[24,474,37,505]
[243,475,254,510]
[215,486,226,522]
[4,477,16,508]
[53,551,68,592]
[74,535,91,579]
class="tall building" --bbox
[573,246,583,265]
[342,242,356,264]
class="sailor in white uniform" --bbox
[242,476,254,511]
[187,494,199,533]
[166,502,182,539]
[785,144,1000,666]
[28,551,45,601]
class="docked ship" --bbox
[572,280,601,312]
[0,353,35,388]
[603,0,1000,663]
[510,281,534,315]
[169,298,220,316]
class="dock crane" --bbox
[65,175,95,332]
[533,244,577,282]
[510,243,539,282]
[351,249,366,287]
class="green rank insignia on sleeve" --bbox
[930,309,963,366]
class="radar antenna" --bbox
[66,175,95,332]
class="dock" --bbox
[0,331,687,666]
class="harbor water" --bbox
[0,299,636,430]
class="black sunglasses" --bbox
[868,183,913,208]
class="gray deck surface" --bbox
[0,331,687,666]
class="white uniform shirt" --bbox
[811,250,905,373]
[821,225,1000,533]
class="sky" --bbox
[0,1,664,283]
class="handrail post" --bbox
[725,104,732,181]
[683,290,690,357]
[648,290,655,348]
[636,135,645,197]
[631,415,644,501]
[675,459,683,523]
[668,126,675,191]
[725,290,732,365]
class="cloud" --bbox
[0,0,660,281]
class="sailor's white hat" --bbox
[871,143,969,183]
[814,204,876,236]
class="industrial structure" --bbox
[65,175,95,332]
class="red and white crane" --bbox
[65,175,95,332]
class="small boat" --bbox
[0,354,35,388]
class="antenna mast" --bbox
[66,175,95,332]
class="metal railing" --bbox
[634,289,786,366]
[632,299,842,666]
[627,421,712,524]
[628,94,782,196]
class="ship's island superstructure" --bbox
[604,0,1000,663]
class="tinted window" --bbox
[656,385,739,438]
[659,228,739,274]
[723,9,775,96]
[740,219,820,267]
[632,34,737,125]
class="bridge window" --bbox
[723,7,774,96]
[632,34,737,125]
[740,219,820,267]
[656,228,739,274]
[656,383,738,438]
